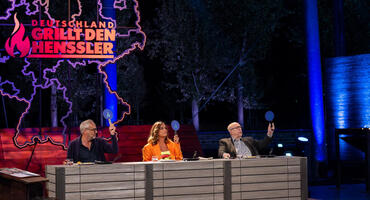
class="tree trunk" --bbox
[50,83,58,127]
[180,104,184,123]
[192,99,199,132]
[237,74,244,128]
[333,0,345,56]
[1,95,9,128]
[99,74,104,127]
[136,97,140,125]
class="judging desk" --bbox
[46,156,307,200]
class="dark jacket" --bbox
[218,136,272,158]
[67,135,118,162]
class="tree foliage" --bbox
[116,53,146,124]
[146,0,288,109]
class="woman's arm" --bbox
[174,142,183,160]
[142,144,153,161]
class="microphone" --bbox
[192,151,198,159]
[269,148,273,156]
[113,154,122,162]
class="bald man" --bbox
[218,122,275,158]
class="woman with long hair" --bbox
[142,121,183,161]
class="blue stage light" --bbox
[305,0,326,162]
[103,0,117,126]
[326,54,370,158]
[285,152,293,157]
[277,143,283,148]
[298,137,309,142]
[326,55,370,129]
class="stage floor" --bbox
[309,184,370,200]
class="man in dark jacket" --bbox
[218,122,275,158]
[67,119,118,163]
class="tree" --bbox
[116,53,146,125]
[206,0,288,127]
[146,0,236,130]
[46,0,103,126]
[146,0,288,129]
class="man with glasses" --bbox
[67,119,118,163]
[218,122,275,159]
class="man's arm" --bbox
[102,134,118,154]
[254,123,275,152]
[65,140,78,163]
[67,144,73,160]
[218,139,230,158]
[102,123,119,154]
[254,136,273,151]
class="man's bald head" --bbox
[227,122,240,132]
[227,122,243,139]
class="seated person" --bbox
[67,119,118,163]
[218,122,275,158]
[142,121,183,161]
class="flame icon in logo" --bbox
[5,13,30,57]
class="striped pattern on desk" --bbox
[152,160,224,200]
[230,157,305,200]
[46,157,307,200]
[46,163,146,200]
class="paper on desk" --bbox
[0,168,39,178]
[198,157,213,160]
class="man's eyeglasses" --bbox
[87,128,98,132]
[229,126,242,131]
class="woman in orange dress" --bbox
[142,121,183,161]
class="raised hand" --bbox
[174,134,180,143]
[109,123,116,135]
[267,123,275,137]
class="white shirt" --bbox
[232,138,252,156]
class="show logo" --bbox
[5,13,30,58]
[5,13,116,59]
[0,0,146,150]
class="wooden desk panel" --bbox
[46,157,307,200]
[0,172,48,200]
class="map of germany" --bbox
[0,0,146,148]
